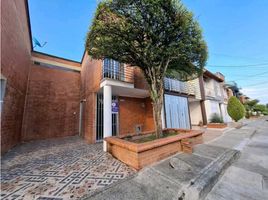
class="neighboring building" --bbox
[1,0,81,154]
[202,70,232,123]
[239,95,250,104]
[224,81,240,98]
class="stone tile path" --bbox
[1,136,135,200]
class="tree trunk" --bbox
[152,95,163,138]
[148,72,164,139]
[144,62,170,139]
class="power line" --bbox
[243,81,268,87]
[207,63,268,67]
[234,71,268,81]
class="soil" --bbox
[128,131,179,143]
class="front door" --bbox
[164,94,190,129]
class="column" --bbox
[103,85,112,151]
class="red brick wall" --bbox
[80,53,102,143]
[1,0,31,153]
[144,97,155,131]
[134,67,149,90]
[21,64,81,141]
[119,97,154,135]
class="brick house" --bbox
[2,0,231,154]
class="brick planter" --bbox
[105,129,204,170]
[207,123,227,129]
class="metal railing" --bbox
[164,77,196,95]
[102,59,134,83]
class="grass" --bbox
[132,131,179,143]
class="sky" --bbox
[28,0,268,104]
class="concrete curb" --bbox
[177,149,241,200]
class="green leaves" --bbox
[227,96,245,122]
[86,0,208,81]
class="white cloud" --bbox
[241,84,268,104]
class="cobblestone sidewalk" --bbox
[1,136,135,200]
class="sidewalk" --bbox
[205,117,268,200]
[84,119,266,200]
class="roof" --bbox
[203,70,225,82]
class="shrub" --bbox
[210,113,224,123]
[227,96,245,122]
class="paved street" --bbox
[206,117,268,200]
[0,136,135,200]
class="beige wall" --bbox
[189,101,203,125]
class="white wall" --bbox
[220,104,232,123]
[189,101,203,125]
[205,100,221,122]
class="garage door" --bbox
[164,94,190,129]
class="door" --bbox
[164,94,190,129]
[96,94,118,142]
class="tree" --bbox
[227,96,245,122]
[253,104,266,112]
[86,0,208,138]
[244,99,259,108]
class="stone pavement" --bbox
[0,136,135,200]
[86,118,267,200]
[205,117,268,200]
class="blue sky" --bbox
[28,0,268,104]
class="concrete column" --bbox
[103,85,112,151]
[161,105,166,128]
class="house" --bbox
[1,0,230,154]
[202,70,232,123]
[80,55,208,148]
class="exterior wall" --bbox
[189,101,203,125]
[21,64,81,141]
[118,97,154,135]
[133,67,148,90]
[220,103,232,123]
[1,0,31,153]
[205,100,221,122]
[204,78,224,101]
[80,53,102,143]
[188,78,202,100]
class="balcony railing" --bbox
[205,86,223,101]
[164,77,196,95]
[102,59,134,83]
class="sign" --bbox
[112,101,119,113]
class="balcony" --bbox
[164,77,196,96]
[100,59,149,98]
[102,58,134,84]
[205,86,224,101]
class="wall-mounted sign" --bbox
[112,101,119,113]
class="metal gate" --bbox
[164,94,190,129]
[96,94,118,141]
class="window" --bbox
[103,58,124,81]
[0,76,7,112]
